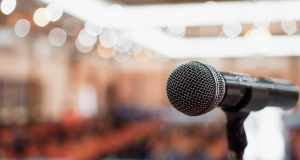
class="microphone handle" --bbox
[219,72,299,112]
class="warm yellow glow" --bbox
[33,8,50,27]
[135,51,150,62]
[244,29,273,54]
[244,29,252,37]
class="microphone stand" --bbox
[223,111,250,160]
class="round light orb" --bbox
[129,43,143,55]
[113,50,130,62]
[85,18,103,36]
[91,50,109,68]
[107,4,124,14]
[168,22,186,34]
[33,36,52,57]
[244,29,273,54]
[99,29,118,48]
[97,43,115,58]
[62,17,81,36]
[144,47,159,58]
[78,29,97,47]
[223,19,242,37]
[127,50,134,55]
[250,29,273,53]
[135,51,150,62]
[45,3,63,22]
[218,31,227,37]
[48,28,67,46]
[75,38,94,53]
[293,28,300,35]
[281,17,297,35]
[167,28,186,38]
[97,49,112,59]
[33,8,50,27]
[1,0,16,15]
[203,1,219,8]
[115,30,129,45]
[199,26,218,37]
[215,31,228,56]
[14,19,30,37]
[106,4,128,27]
[157,54,171,62]
[0,27,15,48]
[114,40,131,52]
[253,16,270,29]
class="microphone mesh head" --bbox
[166,61,225,116]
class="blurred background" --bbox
[0,0,300,160]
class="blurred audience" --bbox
[0,107,229,160]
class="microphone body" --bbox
[166,61,298,157]
[220,71,298,112]
[166,61,299,116]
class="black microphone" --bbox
[166,61,299,116]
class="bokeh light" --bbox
[106,4,128,28]
[116,30,129,45]
[223,19,242,37]
[144,47,159,58]
[215,31,228,58]
[244,29,273,54]
[203,1,219,8]
[113,49,130,62]
[62,17,81,36]
[281,17,297,35]
[129,42,143,55]
[33,36,52,57]
[168,22,186,34]
[0,0,16,15]
[202,1,220,15]
[48,28,67,46]
[97,49,110,59]
[14,19,30,37]
[135,51,150,62]
[99,29,118,48]
[91,50,109,68]
[167,21,186,38]
[0,27,15,48]
[33,8,50,27]
[167,28,186,38]
[126,50,134,55]
[114,40,131,52]
[293,28,300,35]
[97,43,115,58]
[45,3,63,22]
[157,54,171,62]
[75,39,94,53]
[218,31,227,37]
[201,1,220,25]
[85,18,104,36]
[253,16,270,29]
[199,26,218,37]
[78,29,97,47]
[167,11,186,38]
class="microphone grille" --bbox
[166,61,225,116]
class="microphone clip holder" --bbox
[223,110,250,160]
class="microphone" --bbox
[166,61,299,116]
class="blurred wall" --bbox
[1,24,300,123]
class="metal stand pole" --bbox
[224,111,250,160]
